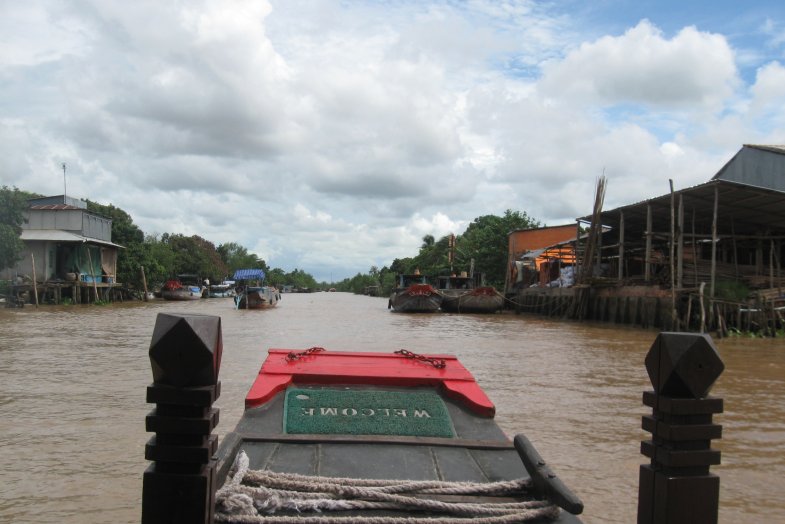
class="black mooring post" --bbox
[142,313,223,524]
[638,332,724,524]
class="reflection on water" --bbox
[0,293,783,523]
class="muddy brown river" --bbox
[0,292,783,523]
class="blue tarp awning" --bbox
[233,269,265,281]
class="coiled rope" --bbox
[215,452,560,523]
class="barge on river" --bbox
[142,313,583,523]
[388,272,443,313]
[437,273,504,314]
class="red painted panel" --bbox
[244,349,495,417]
[244,374,292,409]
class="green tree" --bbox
[218,242,268,274]
[411,234,452,276]
[138,234,177,288]
[86,200,146,287]
[162,234,228,281]
[459,210,540,286]
[0,186,30,271]
[285,268,318,289]
[266,267,286,287]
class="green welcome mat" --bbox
[284,388,455,438]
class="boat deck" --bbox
[216,385,581,523]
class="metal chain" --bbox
[394,349,446,369]
[286,347,325,362]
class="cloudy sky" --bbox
[2,1,784,282]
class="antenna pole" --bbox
[62,163,67,202]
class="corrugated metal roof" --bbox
[746,144,785,155]
[582,179,785,237]
[29,204,83,210]
[20,229,124,248]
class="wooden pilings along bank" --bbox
[6,281,122,307]
[511,285,785,336]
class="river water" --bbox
[0,292,783,523]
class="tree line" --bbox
[2,186,540,296]
[332,210,541,295]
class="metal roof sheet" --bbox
[20,229,124,248]
[29,204,83,210]
[582,179,785,237]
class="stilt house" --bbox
[3,195,123,304]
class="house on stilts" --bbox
[508,144,785,336]
[3,195,123,306]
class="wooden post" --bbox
[710,185,718,299]
[575,220,582,282]
[692,210,699,287]
[141,266,149,302]
[638,332,724,524]
[30,253,39,307]
[143,313,222,524]
[645,204,653,282]
[669,181,677,330]
[699,282,706,333]
[618,211,625,281]
[770,238,775,289]
[86,247,99,302]
[677,195,684,290]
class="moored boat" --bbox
[232,269,280,309]
[160,275,203,301]
[142,313,584,523]
[389,272,443,312]
[437,273,503,313]
[207,281,236,298]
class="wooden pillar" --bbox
[30,253,40,307]
[710,185,718,298]
[86,247,99,302]
[141,266,150,301]
[770,238,775,289]
[677,195,684,289]
[638,332,724,524]
[142,313,223,524]
[669,181,677,330]
[618,211,625,281]
[645,205,653,282]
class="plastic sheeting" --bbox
[232,269,265,281]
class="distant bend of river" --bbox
[0,292,783,523]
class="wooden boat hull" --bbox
[235,286,279,309]
[212,349,583,522]
[160,286,202,300]
[389,284,442,312]
[441,287,503,313]
[207,285,235,298]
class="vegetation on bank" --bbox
[0,186,320,292]
[333,210,540,295]
[1,186,539,296]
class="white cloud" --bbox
[750,61,785,114]
[540,20,739,111]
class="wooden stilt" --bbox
[677,195,684,290]
[31,253,39,308]
[141,266,150,301]
[669,180,677,330]
[645,205,652,283]
[710,185,718,299]
[86,247,98,303]
[618,211,625,282]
